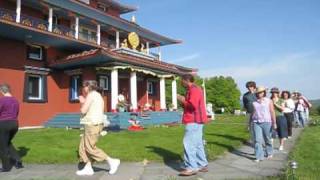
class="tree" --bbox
[204,76,241,113]
[165,75,241,113]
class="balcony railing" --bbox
[0,7,16,23]
[52,24,75,38]
[0,7,114,48]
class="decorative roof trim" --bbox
[64,69,82,76]
[24,66,50,75]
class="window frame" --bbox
[23,73,48,103]
[147,81,154,95]
[27,44,43,61]
[69,75,82,102]
[98,75,109,91]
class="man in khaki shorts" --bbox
[76,80,120,176]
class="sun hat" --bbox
[255,86,266,94]
[270,87,280,93]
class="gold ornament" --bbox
[128,32,139,50]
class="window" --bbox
[23,74,47,103]
[70,76,81,101]
[99,75,109,90]
[27,45,43,60]
[147,81,155,95]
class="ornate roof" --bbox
[50,48,196,75]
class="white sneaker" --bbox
[76,163,94,176]
[108,158,120,175]
[279,145,284,151]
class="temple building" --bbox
[0,0,195,127]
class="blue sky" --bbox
[121,0,320,99]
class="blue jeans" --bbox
[253,122,273,160]
[183,123,208,170]
[297,111,306,127]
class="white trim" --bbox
[172,79,177,110]
[116,31,120,49]
[27,44,43,61]
[130,71,137,110]
[111,69,118,111]
[160,77,166,109]
[25,66,50,75]
[19,126,44,130]
[99,75,109,90]
[16,0,21,23]
[75,17,79,39]
[48,8,53,32]
[28,74,43,100]
[97,24,101,45]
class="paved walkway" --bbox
[0,128,302,180]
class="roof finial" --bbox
[131,15,136,23]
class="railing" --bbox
[78,31,96,43]
[0,7,151,55]
[101,38,116,49]
[52,24,75,38]
[20,13,49,31]
[0,8,16,22]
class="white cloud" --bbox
[199,52,320,99]
[170,53,200,63]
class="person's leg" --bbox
[195,124,208,170]
[261,122,273,157]
[83,125,108,162]
[0,122,12,171]
[182,123,198,171]
[253,123,264,161]
[285,113,293,137]
[298,111,305,127]
[8,122,21,162]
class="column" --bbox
[111,69,118,112]
[97,24,101,45]
[146,41,150,55]
[158,46,162,61]
[116,30,120,49]
[48,8,53,32]
[160,77,166,111]
[130,71,138,112]
[16,0,21,23]
[171,78,177,110]
[75,17,79,39]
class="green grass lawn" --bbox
[13,114,249,164]
[286,119,320,180]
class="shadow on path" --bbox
[17,146,30,158]
[146,146,182,171]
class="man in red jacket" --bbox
[177,74,209,176]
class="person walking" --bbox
[282,91,295,138]
[251,86,276,162]
[242,81,257,145]
[271,87,288,151]
[0,84,23,172]
[177,74,209,176]
[76,80,120,176]
[296,93,312,126]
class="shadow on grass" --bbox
[207,133,247,142]
[146,146,183,171]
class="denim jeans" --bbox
[253,122,273,160]
[297,111,306,127]
[183,123,208,171]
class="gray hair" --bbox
[0,83,11,94]
[83,80,98,92]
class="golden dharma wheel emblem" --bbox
[128,32,140,50]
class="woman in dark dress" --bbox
[0,84,23,172]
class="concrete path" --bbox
[0,128,302,180]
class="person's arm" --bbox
[273,100,285,112]
[182,88,199,110]
[302,96,312,108]
[80,94,93,114]
[269,100,277,129]
[243,95,248,111]
[0,101,3,116]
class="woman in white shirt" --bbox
[281,91,295,138]
[76,80,120,176]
